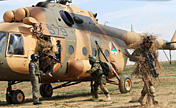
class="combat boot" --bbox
[94,91,98,99]
[105,94,111,101]
[138,95,145,106]
[152,97,159,105]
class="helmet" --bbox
[31,54,39,61]
[89,56,96,63]
[143,36,152,43]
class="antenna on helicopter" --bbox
[104,21,109,26]
[131,24,133,32]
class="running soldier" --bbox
[86,56,111,101]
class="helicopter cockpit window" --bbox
[0,32,7,53]
[8,33,24,55]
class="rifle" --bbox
[44,53,61,63]
[141,45,160,81]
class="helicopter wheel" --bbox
[11,90,25,104]
[119,75,132,93]
[40,83,53,98]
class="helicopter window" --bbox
[8,33,24,55]
[0,32,7,53]
[92,48,97,56]
[68,45,74,55]
[82,47,87,56]
[105,50,109,58]
[60,11,74,26]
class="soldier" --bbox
[58,0,72,5]
[126,36,159,106]
[38,41,56,77]
[29,54,42,105]
[86,56,111,101]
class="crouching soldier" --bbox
[86,56,111,101]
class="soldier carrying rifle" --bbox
[126,35,160,106]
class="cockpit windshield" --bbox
[0,32,7,53]
[7,33,24,55]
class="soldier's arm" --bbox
[88,63,99,74]
[129,49,140,61]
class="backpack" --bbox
[99,61,110,77]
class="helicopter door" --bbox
[6,33,29,74]
[0,32,8,67]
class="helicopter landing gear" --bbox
[119,75,132,93]
[40,83,53,98]
[6,81,25,104]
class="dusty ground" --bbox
[0,61,176,108]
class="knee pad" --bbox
[150,86,155,97]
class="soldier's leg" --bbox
[90,79,95,98]
[100,84,111,101]
[93,81,99,98]
[149,82,158,105]
[145,81,154,106]
[138,83,147,106]
[45,66,52,77]
[31,78,40,103]
[100,75,111,101]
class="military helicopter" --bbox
[0,0,175,104]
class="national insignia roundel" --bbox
[109,42,118,55]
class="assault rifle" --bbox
[44,53,61,63]
[141,45,160,79]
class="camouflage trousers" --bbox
[31,77,40,103]
[92,75,109,98]
[141,75,155,97]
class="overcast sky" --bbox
[0,0,176,63]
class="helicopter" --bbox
[0,0,176,104]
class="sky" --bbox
[0,0,176,63]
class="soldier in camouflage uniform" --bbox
[126,36,159,106]
[86,56,111,101]
[38,41,56,77]
[29,54,42,105]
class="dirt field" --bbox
[0,61,176,108]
